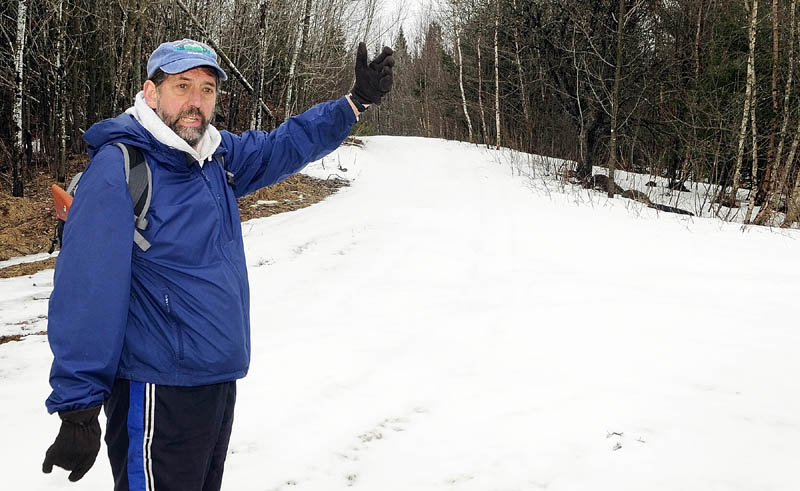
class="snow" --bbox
[1,136,799,490]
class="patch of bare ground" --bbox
[0,173,60,262]
[0,331,47,345]
[238,174,349,221]
[0,258,58,279]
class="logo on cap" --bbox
[175,42,213,55]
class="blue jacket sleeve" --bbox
[45,145,134,414]
[222,96,357,198]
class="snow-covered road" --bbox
[2,136,799,490]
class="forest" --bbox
[3,0,800,227]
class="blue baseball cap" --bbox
[147,39,228,81]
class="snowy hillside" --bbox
[1,136,799,490]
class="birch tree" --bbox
[54,0,67,183]
[251,0,270,130]
[11,0,28,197]
[727,0,758,206]
[452,3,473,143]
[493,0,501,149]
[762,0,780,203]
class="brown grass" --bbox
[0,331,47,345]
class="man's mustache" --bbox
[174,107,206,124]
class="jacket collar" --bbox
[126,91,221,166]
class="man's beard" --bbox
[156,105,210,148]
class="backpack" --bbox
[49,143,235,254]
[49,142,152,254]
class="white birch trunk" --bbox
[745,78,758,222]
[456,29,473,143]
[251,0,269,129]
[297,0,313,108]
[729,0,758,203]
[301,0,313,54]
[12,0,28,197]
[112,5,129,115]
[765,0,779,191]
[55,0,67,182]
[493,0,501,149]
[285,17,302,119]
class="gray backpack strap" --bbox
[114,142,152,252]
[218,154,236,188]
[66,173,83,195]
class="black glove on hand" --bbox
[42,405,102,482]
[351,42,394,110]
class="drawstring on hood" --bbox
[126,91,221,166]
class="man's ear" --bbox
[143,80,158,109]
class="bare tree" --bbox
[755,0,797,225]
[493,0,500,149]
[54,0,67,183]
[452,3,473,143]
[728,0,758,205]
[362,0,380,43]
[284,0,321,119]
[11,0,28,197]
[784,167,800,225]
[763,0,780,202]
[251,0,270,130]
[607,0,626,197]
[112,0,136,114]
[510,0,531,148]
[174,0,275,122]
[477,31,488,144]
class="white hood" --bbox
[126,91,221,166]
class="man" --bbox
[42,38,394,490]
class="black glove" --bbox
[351,42,394,110]
[42,405,102,482]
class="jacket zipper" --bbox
[198,164,233,240]
[196,162,242,279]
[195,161,247,312]
[163,292,184,361]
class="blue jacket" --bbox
[46,97,356,413]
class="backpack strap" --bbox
[114,142,152,252]
[65,173,82,195]
[218,153,236,188]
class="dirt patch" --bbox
[0,257,58,279]
[0,173,60,261]
[238,174,349,221]
[1,170,349,278]
[0,331,47,345]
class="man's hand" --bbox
[42,406,102,482]
[350,42,394,111]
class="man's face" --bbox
[144,67,217,148]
